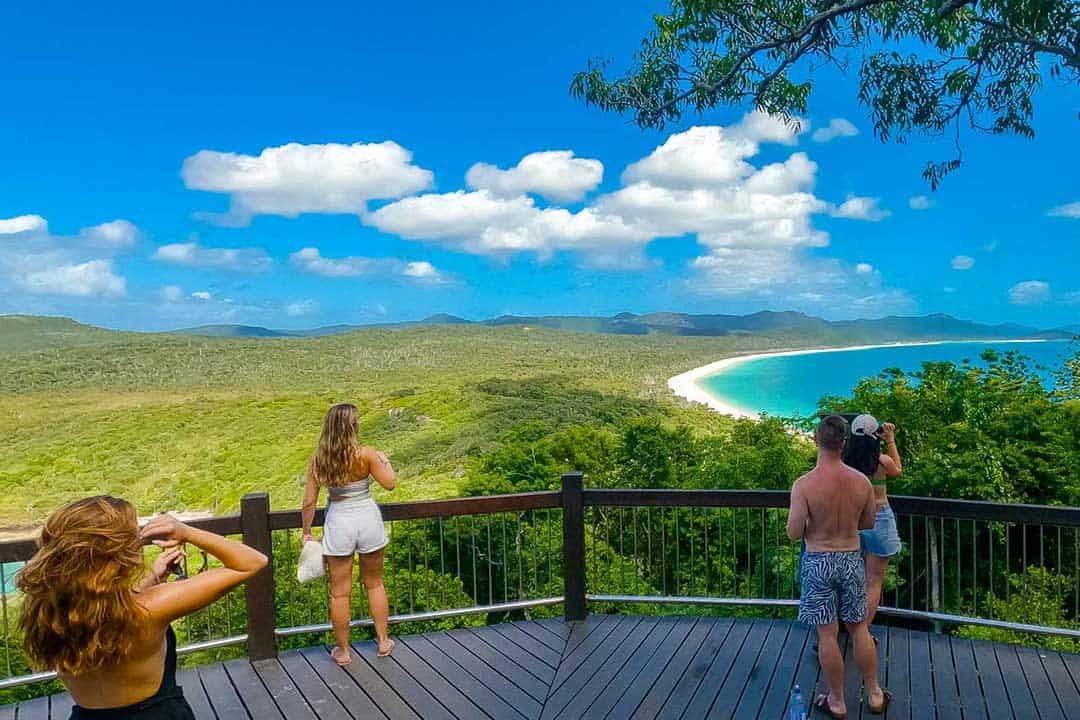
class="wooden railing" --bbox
[1,473,1079,690]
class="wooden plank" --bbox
[907,630,935,720]
[1041,652,1080,712]
[928,632,962,720]
[549,616,659,719]
[177,668,215,720]
[467,626,556,682]
[970,639,1013,720]
[562,472,586,622]
[700,619,772,719]
[488,623,563,668]
[1015,645,1066,720]
[606,616,705,720]
[840,632,861,713]
[222,658,285,720]
[553,615,621,687]
[48,693,75,720]
[993,643,1039,719]
[534,618,572,640]
[664,618,749,719]
[385,638,490,720]
[0,706,12,720]
[401,634,528,720]
[350,640,454,720]
[1061,651,1080,698]
[240,492,277,661]
[198,662,249,719]
[514,621,566,654]
[299,647,389,719]
[755,624,810,720]
[948,638,989,720]
[252,658,318,720]
[15,697,49,720]
[449,628,549,702]
[332,647,420,720]
[730,620,791,719]
[424,630,541,718]
[542,616,647,718]
[581,616,680,720]
[279,650,352,720]
[884,626,911,720]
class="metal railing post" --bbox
[562,471,587,621]
[241,492,277,660]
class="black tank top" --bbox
[70,626,195,720]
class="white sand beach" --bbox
[668,339,1052,418]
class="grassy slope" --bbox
[2,324,828,529]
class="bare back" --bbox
[57,615,168,708]
[790,459,876,552]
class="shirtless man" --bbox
[788,415,889,717]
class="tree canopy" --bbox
[571,0,1080,187]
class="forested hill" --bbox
[2,311,1074,349]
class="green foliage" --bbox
[957,567,1080,653]
[571,0,1079,186]
[818,347,1080,504]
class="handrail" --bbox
[0,479,1078,692]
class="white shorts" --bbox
[322,498,389,556]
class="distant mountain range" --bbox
[170,311,1077,341]
[1,312,1075,353]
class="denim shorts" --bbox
[860,504,902,558]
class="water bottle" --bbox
[788,684,806,720]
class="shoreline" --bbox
[668,338,1054,419]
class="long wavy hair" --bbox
[843,434,882,478]
[17,496,147,675]
[312,403,361,488]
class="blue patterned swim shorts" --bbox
[798,550,868,626]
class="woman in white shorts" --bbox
[301,403,397,664]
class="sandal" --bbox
[813,695,847,719]
[330,646,352,666]
[868,689,892,715]
[377,638,396,657]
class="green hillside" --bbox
[0,315,130,353]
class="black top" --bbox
[70,626,195,720]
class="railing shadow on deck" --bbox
[1,472,1079,693]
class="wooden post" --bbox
[240,492,277,661]
[562,471,587,622]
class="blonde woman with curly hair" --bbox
[17,496,267,718]
[302,403,397,665]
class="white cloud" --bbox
[0,215,48,236]
[1048,201,1080,218]
[78,219,142,249]
[466,150,603,202]
[182,141,434,225]
[951,255,975,270]
[289,247,452,283]
[908,195,933,210]
[154,241,272,272]
[1008,280,1051,305]
[17,260,125,297]
[812,118,858,143]
[161,285,185,302]
[191,291,212,300]
[831,195,890,221]
[856,263,874,274]
[285,299,318,317]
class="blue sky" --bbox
[1,1,1077,331]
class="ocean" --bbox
[699,340,1075,418]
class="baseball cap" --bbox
[850,414,880,437]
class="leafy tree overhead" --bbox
[571,0,1080,186]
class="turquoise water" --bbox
[700,340,1074,418]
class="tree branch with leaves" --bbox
[570,0,1079,187]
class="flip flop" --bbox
[330,646,352,666]
[867,689,893,715]
[814,695,847,719]
[377,638,396,657]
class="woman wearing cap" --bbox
[843,414,903,627]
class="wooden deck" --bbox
[9,614,1080,719]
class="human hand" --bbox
[881,422,896,443]
[140,514,190,548]
[302,533,317,545]
[150,547,187,582]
